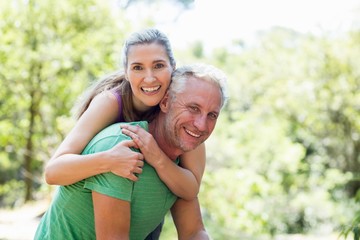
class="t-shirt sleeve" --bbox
[84,172,133,202]
[81,122,148,202]
[82,126,134,202]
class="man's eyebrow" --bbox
[210,110,220,115]
[187,103,220,114]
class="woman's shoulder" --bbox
[92,90,123,122]
[93,90,119,104]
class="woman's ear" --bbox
[124,70,129,81]
[159,91,170,113]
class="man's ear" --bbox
[160,91,170,113]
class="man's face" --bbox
[162,77,222,152]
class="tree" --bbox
[193,27,360,237]
[0,0,128,205]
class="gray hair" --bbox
[169,64,229,108]
[121,28,176,69]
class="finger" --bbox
[120,139,134,146]
[137,159,144,167]
[120,124,139,133]
[133,136,143,149]
[133,167,143,174]
[127,173,138,182]
[121,129,132,138]
[121,140,138,149]
[122,129,138,140]
[138,153,144,162]
[123,130,143,148]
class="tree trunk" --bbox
[24,89,37,202]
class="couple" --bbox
[35,29,228,239]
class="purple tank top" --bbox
[111,90,125,123]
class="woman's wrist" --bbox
[152,153,170,171]
[95,151,112,174]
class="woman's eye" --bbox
[133,65,142,70]
[154,63,165,69]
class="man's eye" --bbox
[190,106,199,112]
[209,113,218,120]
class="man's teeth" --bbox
[185,129,200,138]
[142,86,160,92]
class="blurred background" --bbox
[1,0,360,239]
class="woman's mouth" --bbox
[141,85,161,93]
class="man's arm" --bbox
[92,191,130,240]
[171,197,209,240]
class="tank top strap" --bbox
[110,90,125,122]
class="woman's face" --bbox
[125,42,173,112]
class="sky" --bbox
[125,0,360,50]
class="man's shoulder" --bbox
[82,121,148,154]
[82,123,126,154]
[96,121,148,139]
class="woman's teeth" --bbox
[142,86,160,92]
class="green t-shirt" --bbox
[34,121,178,240]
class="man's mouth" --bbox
[185,128,200,138]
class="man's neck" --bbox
[148,117,182,161]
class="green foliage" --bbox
[0,0,127,204]
[0,180,26,207]
[194,27,360,238]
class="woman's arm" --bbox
[92,191,130,240]
[45,91,144,185]
[120,125,205,200]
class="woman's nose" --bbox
[144,69,155,83]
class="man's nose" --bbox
[194,115,207,132]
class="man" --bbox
[34,64,228,239]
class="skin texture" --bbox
[94,77,221,239]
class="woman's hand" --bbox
[120,124,167,168]
[120,124,203,200]
[106,140,144,181]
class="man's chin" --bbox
[180,141,202,152]
[179,133,205,151]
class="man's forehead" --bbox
[178,78,222,110]
[183,77,219,94]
